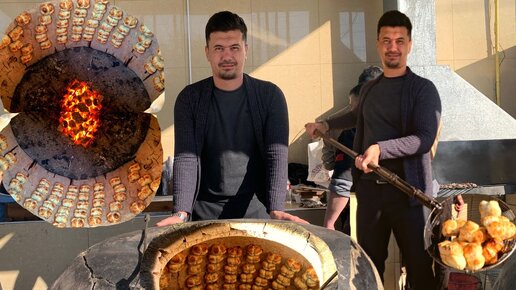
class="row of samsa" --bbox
[438,200,516,271]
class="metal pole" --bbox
[315,130,443,211]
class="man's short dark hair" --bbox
[205,11,247,45]
[377,10,412,39]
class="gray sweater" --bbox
[172,74,289,215]
[328,67,441,204]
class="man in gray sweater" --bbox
[306,10,441,290]
[157,11,306,226]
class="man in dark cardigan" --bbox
[157,11,307,226]
[305,10,441,289]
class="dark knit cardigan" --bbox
[172,74,289,215]
[327,67,441,203]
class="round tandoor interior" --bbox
[0,0,165,228]
[140,221,338,290]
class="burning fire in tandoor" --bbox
[59,80,103,147]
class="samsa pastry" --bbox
[483,238,504,266]
[40,39,52,50]
[107,211,121,223]
[21,54,32,65]
[40,2,55,15]
[129,200,146,214]
[21,43,33,55]
[463,243,485,271]
[0,35,11,50]
[76,0,90,9]
[479,200,502,218]
[39,15,52,26]
[0,135,8,150]
[8,26,23,41]
[59,0,73,11]
[15,12,32,26]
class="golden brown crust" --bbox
[15,12,32,26]
[40,2,55,15]
[88,216,102,227]
[186,274,202,287]
[224,274,238,284]
[242,263,256,274]
[258,269,273,280]
[271,281,286,290]
[261,261,276,271]
[109,177,121,187]
[113,191,127,202]
[293,277,308,290]
[92,198,105,208]
[113,183,126,193]
[191,243,209,256]
[224,265,238,275]
[211,243,227,255]
[39,15,52,26]
[58,10,71,20]
[205,272,219,284]
[15,172,27,183]
[38,206,53,219]
[227,257,241,266]
[76,0,90,9]
[76,200,89,210]
[0,135,8,150]
[138,174,152,186]
[9,40,23,52]
[127,171,140,183]
[109,201,122,211]
[90,207,103,217]
[31,191,45,202]
[71,217,85,228]
[240,273,253,283]
[62,198,75,207]
[284,258,301,272]
[246,244,263,256]
[93,191,105,200]
[5,152,17,165]
[107,211,121,223]
[123,16,138,28]
[187,254,204,265]
[8,26,24,41]
[223,284,237,290]
[74,209,87,218]
[207,263,223,273]
[254,276,268,286]
[208,254,224,264]
[150,178,161,192]
[130,200,146,214]
[42,200,56,211]
[0,156,10,171]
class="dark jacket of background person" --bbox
[172,73,289,215]
[327,67,441,204]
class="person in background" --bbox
[305,10,441,289]
[157,11,307,226]
[322,66,383,233]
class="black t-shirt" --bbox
[362,75,405,178]
[195,85,267,220]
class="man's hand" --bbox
[270,210,310,224]
[355,144,380,173]
[304,122,328,139]
[454,194,465,214]
[156,211,188,227]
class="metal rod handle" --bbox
[315,129,442,211]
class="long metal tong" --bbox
[315,129,443,211]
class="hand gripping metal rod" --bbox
[315,130,443,211]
